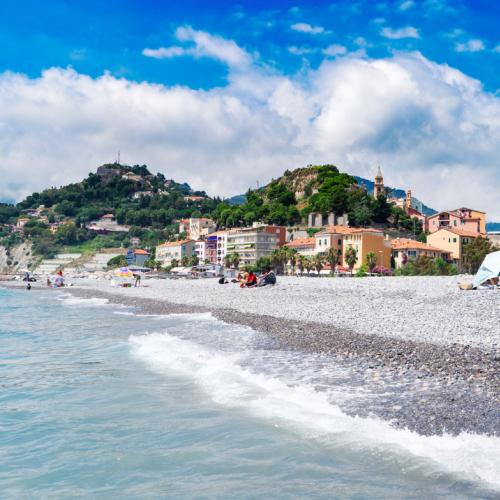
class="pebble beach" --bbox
[58,275,499,437]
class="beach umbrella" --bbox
[114,267,134,278]
[473,251,500,288]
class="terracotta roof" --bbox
[350,228,384,234]
[316,225,357,235]
[391,238,451,253]
[157,239,194,247]
[134,249,150,255]
[439,228,481,238]
[286,237,316,248]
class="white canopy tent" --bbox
[473,251,500,288]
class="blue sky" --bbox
[1,0,499,90]
[0,0,499,218]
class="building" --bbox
[226,226,286,265]
[156,240,195,267]
[391,238,451,269]
[427,208,486,235]
[373,166,384,198]
[427,228,479,272]
[342,228,392,271]
[194,241,207,263]
[307,212,349,228]
[96,164,121,183]
[212,231,228,265]
[314,225,355,257]
[179,218,217,240]
[122,172,144,183]
[125,249,151,267]
[184,195,206,202]
[190,218,216,240]
[487,231,500,247]
[286,237,317,257]
[16,217,30,228]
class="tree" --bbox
[345,246,358,274]
[231,252,240,269]
[296,255,305,276]
[304,257,313,275]
[365,252,377,273]
[171,258,179,268]
[463,236,497,274]
[325,247,340,276]
[181,255,190,267]
[312,254,324,275]
[189,254,199,266]
[107,255,127,269]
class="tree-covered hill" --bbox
[1,163,220,256]
[213,164,423,235]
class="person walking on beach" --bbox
[133,273,141,287]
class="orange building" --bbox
[342,228,392,271]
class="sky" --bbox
[0,0,499,219]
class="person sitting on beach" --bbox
[258,267,276,286]
[240,270,257,288]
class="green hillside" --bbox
[213,164,423,235]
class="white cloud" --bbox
[381,26,420,39]
[291,22,325,35]
[493,44,500,53]
[454,39,485,53]
[288,46,315,56]
[1,35,499,220]
[323,44,347,57]
[142,26,251,68]
[399,0,415,10]
[142,46,186,59]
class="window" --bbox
[453,220,457,226]
[453,238,457,243]
[338,239,342,245]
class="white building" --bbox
[189,218,216,240]
[194,240,206,263]
[156,239,195,266]
[226,226,285,265]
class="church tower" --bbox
[374,166,384,198]
[405,189,412,211]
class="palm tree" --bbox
[312,254,324,276]
[296,255,305,276]
[345,246,358,275]
[365,252,377,273]
[181,255,190,267]
[304,257,313,276]
[325,247,339,277]
[224,254,232,268]
[287,247,298,275]
[231,252,240,269]
[171,258,179,268]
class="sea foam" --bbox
[130,329,500,490]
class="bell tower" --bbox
[405,189,412,210]
[374,166,384,198]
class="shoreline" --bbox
[68,285,499,437]
[3,280,499,437]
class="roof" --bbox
[316,225,357,235]
[101,213,114,219]
[286,237,316,248]
[437,228,481,238]
[157,239,194,247]
[391,238,451,253]
[133,249,150,255]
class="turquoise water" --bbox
[0,287,498,499]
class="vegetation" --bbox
[365,252,377,273]
[344,246,358,273]
[463,236,498,274]
[395,256,457,276]
[107,255,128,269]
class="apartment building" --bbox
[156,239,195,266]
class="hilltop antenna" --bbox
[117,150,121,165]
[256,180,260,189]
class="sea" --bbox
[0,286,499,499]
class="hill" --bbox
[214,164,423,235]
[0,163,220,258]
